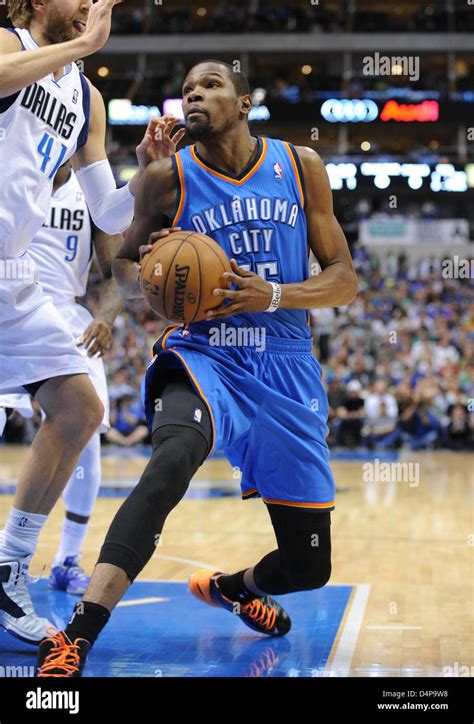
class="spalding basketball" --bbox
[140,230,232,324]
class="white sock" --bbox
[53,518,89,567]
[0,507,47,563]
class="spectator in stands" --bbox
[394,378,414,417]
[347,356,373,389]
[108,368,135,402]
[362,400,400,450]
[399,386,441,450]
[334,379,365,448]
[105,394,149,447]
[363,380,399,449]
[409,328,435,370]
[442,403,473,450]
[432,333,460,372]
[326,376,346,445]
[310,307,336,363]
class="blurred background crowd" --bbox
[3,249,473,452]
[313,248,473,451]
[108,1,474,36]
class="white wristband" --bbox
[265,282,282,313]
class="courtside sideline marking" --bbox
[355,667,424,674]
[152,553,218,568]
[117,597,169,607]
[324,583,371,677]
[34,544,218,570]
[366,625,421,630]
[0,477,231,489]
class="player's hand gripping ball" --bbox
[139,229,232,324]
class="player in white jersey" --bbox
[1,158,123,594]
[0,0,184,644]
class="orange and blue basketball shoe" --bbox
[36,628,91,677]
[189,570,291,637]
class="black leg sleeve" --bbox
[253,505,332,595]
[97,424,208,581]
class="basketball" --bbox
[139,230,232,324]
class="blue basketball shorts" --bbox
[142,326,335,511]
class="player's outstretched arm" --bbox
[79,228,124,358]
[282,147,358,309]
[73,102,183,236]
[112,160,177,299]
[0,0,123,98]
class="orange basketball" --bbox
[139,230,232,324]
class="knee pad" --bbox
[151,368,212,464]
[143,425,207,510]
[268,505,332,593]
[284,559,332,591]
[97,424,208,582]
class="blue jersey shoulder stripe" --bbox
[76,73,91,151]
[170,153,183,224]
[87,211,94,264]
[285,142,308,210]
[171,151,187,226]
[6,27,25,49]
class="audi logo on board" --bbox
[320,98,440,123]
[321,99,379,123]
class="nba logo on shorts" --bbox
[72,89,79,104]
[193,408,202,423]
[274,162,283,179]
[19,517,28,527]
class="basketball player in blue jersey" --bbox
[36,59,357,676]
[0,0,184,644]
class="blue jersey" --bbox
[170,136,311,339]
[143,137,336,511]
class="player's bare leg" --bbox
[0,374,103,644]
[82,563,131,609]
[14,374,104,514]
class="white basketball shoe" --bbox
[0,555,53,644]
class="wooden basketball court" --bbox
[0,446,472,677]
